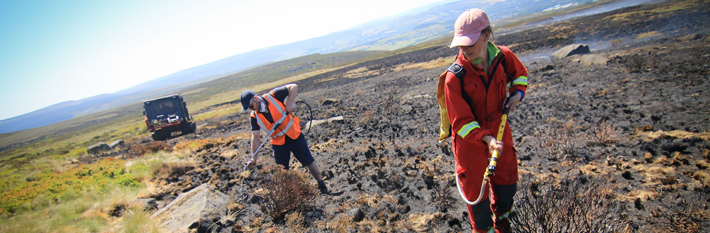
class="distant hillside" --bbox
[0,51,383,150]
[0,0,626,134]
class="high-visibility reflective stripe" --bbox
[265,94,285,114]
[254,94,295,139]
[254,115,267,132]
[273,117,293,138]
[457,121,480,138]
[512,76,528,86]
[265,94,293,138]
[497,210,511,220]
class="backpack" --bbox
[436,51,509,143]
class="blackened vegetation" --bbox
[259,166,319,223]
[511,176,628,232]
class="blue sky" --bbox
[0,0,446,121]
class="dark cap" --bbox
[240,90,256,111]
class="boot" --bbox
[494,217,510,233]
[318,180,329,194]
[494,211,511,233]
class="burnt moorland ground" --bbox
[126,0,710,232]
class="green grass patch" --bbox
[0,149,180,232]
[0,158,143,217]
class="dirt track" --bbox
[139,0,710,232]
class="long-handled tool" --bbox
[455,100,510,205]
[237,113,288,192]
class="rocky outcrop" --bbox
[109,139,125,149]
[87,142,110,155]
[151,184,229,233]
[551,44,591,59]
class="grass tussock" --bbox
[590,121,622,145]
[120,204,162,233]
[635,130,710,143]
[260,166,319,223]
[538,118,586,161]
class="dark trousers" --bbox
[272,134,314,170]
[467,183,517,232]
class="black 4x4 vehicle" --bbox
[143,95,196,141]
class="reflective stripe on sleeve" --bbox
[512,76,528,86]
[457,121,480,139]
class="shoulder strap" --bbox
[447,63,466,79]
[447,62,477,121]
[497,46,511,81]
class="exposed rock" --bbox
[151,184,229,233]
[350,208,365,222]
[109,139,125,149]
[551,44,591,59]
[304,116,345,132]
[87,142,110,155]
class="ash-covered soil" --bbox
[134,0,710,232]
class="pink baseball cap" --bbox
[450,9,490,48]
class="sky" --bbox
[0,0,447,121]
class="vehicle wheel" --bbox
[151,130,165,141]
[181,122,196,134]
[190,122,197,133]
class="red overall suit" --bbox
[444,42,528,232]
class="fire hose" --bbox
[295,101,312,136]
[455,100,510,205]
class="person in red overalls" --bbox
[444,9,528,233]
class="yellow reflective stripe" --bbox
[512,76,528,86]
[457,121,480,138]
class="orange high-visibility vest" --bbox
[250,92,301,146]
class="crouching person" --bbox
[240,84,329,194]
